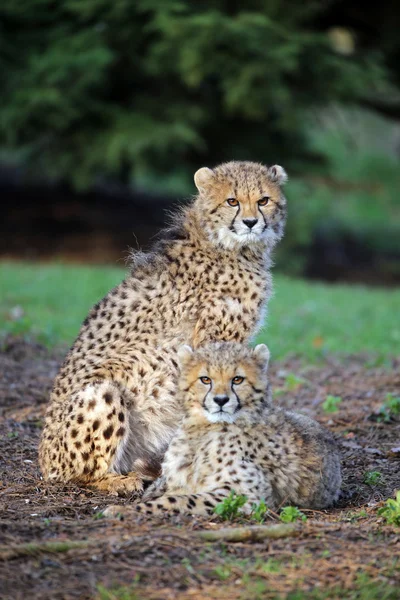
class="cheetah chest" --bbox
[164,428,266,495]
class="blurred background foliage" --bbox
[1,0,400,282]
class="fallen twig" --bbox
[0,540,94,561]
[0,524,299,560]
[196,523,298,543]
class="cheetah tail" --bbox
[136,487,231,517]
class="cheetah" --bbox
[125,342,341,516]
[39,161,288,495]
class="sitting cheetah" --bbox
[126,342,341,516]
[39,161,288,495]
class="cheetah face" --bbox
[178,342,270,424]
[197,371,247,423]
[194,161,287,250]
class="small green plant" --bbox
[284,373,305,390]
[273,373,305,397]
[214,490,248,520]
[322,395,342,413]
[344,509,368,523]
[213,564,231,580]
[181,557,195,574]
[241,577,267,599]
[363,471,383,486]
[259,558,282,573]
[280,506,307,523]
[273,387,286,398]
[377,394,400,423]
[93,510,105,520]
[250,499,269,523]
[377,491,400,526]
[97,578,140,600]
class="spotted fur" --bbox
[39,161,287,495]
[127,343,341,515]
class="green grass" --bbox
[259,276,400,360]
[96,572,400,600]
[0,261,399,360]
[283,580,400,600]
[0,262,123,347]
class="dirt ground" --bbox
[0,336,399,600]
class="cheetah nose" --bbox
[243,218,258,230]
[214,395,229,407]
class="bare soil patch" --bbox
[0,337,399,599]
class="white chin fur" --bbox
[217,228,256,249]
[216,227,274,250]
[205,411,238,424]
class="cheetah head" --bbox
[193,161,287,250]
[177,342,271,424]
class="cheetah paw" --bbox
[89,473,144,497]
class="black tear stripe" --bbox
[229,205,241,232]
[231,382,242,413]
[202,382,212,409]
[258,206,268,231]
[209,200,227,215]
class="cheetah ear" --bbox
[253,344,270,371]
[268,165,288,186]
[194,167,214,193]
[177,345,194,368]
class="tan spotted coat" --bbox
[39,162,287,495]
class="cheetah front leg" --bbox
[39,381,143,496]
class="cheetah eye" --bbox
[200,376,211,385]
[258,197,270,206]
[227,198,239,207]
[232,376,244,385]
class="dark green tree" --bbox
[0,0,389,189]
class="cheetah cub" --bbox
[130,343,341,516]
[39,162,288,495]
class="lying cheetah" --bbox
[125,342,341,516]
[39,162,288,495]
